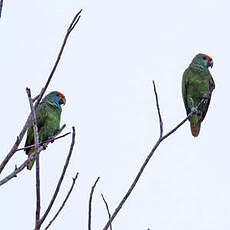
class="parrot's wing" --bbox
[200,75,215,122]
[182,69,191,116]
[25,103,49,150]
[36,103,49,128]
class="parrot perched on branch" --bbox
[182,53,215,137]
[25,91,66,170]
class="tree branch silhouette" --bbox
[0,0,3,18]
[88,177,100,230]
[44,172,79,230]
[26,88,41,229]
[0,125,66,186]
[37,127,76,229]
[101,193,112,230]
[0,9,82,175]
[102,80,210,230]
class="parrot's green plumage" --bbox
[25,91,66,169]
[182,53,215,137]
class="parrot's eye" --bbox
[56,93,59,97]
[202,56,206,60]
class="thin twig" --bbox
[0,9,82,175]
[0,147,42,186]
[44,172,79,230]
[101,194,112,230]
[0,116,31,174]
[35,157,41,230]
[152,81,163,137]
[34,9,82,107]
[15,131,70,152]
[88,177,100,230]
[0,0,3,18]
[26,88,41,229]
[0,126,66,186]
[102,81,211,230]
[37,127,76,228]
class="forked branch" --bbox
[44,172,79,230]
[0,9,82,175]
[37,127,76,229]
[88,177,100,230]
[0,125,66,186]
[102,81,210,230]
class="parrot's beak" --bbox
[60,96,66,105]
[208,59,213,68]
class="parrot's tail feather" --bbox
[190,123,201,137]
[26,147,35,170]
[27,160,35,170]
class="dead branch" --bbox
[88,177,100,230]
[37,127,76,229]
[102,81,210,230]
[15,131,71,152]
[101,194,112,230]
[26,88,41,229]
[0,125,66,186]
[0,9,82,175]
[34,9,82,108]
[44,172,79,230]
[0,0,3,18]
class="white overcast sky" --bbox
[0,0,228,229]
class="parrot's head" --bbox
[43,91,66,107]
[192,53,213,69]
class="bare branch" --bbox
[0,126,66,186]
[102,82,211,230]
[0,149,41,186]
[26,88,41,229]
[38,127,76,228]
[0,9,82,175]
[35,157,41,230]
[34,9,82,107]
[15,131,70,152]
[152,81,163,137]
[44,172,79,230]
[0,0,3,18]
[101,194,112,230]
[161,96,208,141]
[0,116,31,174]
[88,177,100,230]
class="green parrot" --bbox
[25,91,66,169]
[182,53,215,137]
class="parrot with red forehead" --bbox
[25,91,66,169]
[182,53,215,137]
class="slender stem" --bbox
[38,127,76,228]
[0,9,82,175]
[0,0,3,18]
[35,157,41,230]
[0,116,31,174]
[26,88,41,229]
[102,83,211,230]
[44,172,79,230]
[101,194,112,230]
[152,81,163,137]
[0,126,66,186]
[88,177,100,230]
[34,9,82,108]
[15,131,71,152]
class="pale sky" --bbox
[0,0,228,229]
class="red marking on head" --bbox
[57,92,64,98]
[205,55,212,61]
